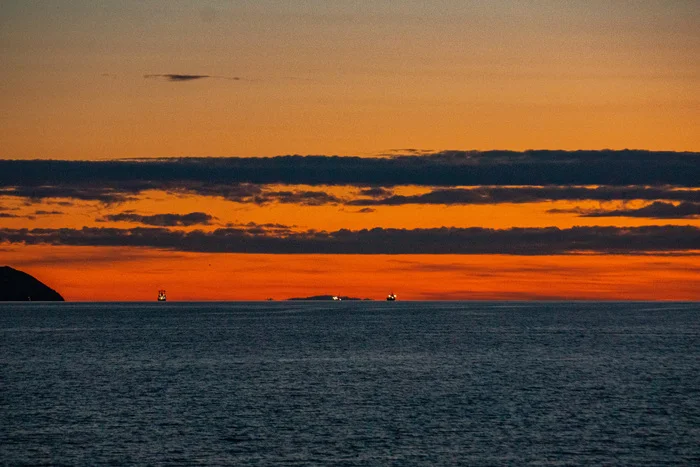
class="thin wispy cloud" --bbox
[144,74,242,82]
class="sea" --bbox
[1,301,698,465]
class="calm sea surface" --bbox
[1,301,698,465]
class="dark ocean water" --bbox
[1,301,698,465]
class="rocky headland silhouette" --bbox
[0,266,64,301]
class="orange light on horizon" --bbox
[3,246,698,302]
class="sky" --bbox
[1,1,699,300]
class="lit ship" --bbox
[387,293,397,301]
[157,289,167,302]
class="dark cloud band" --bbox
[551,201,700,219]
[1,150,698,188]
[2,183,698,209]
[99,212,215,226]
[1,225,698,255]
[349,186,700,206]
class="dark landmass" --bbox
[0,266,64,301]
[287,295,372,301]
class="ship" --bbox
[157,289,167,302]
[387,293,397,301]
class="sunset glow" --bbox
[1,1,698,300]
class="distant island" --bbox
[288,295,372,301]
[0,266,64,301]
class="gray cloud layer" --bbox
[2,151,698,188]
[551,201,700,219]
[1,225,698,255]
[99,211,215,226]
[0,185,144,204]
[349,186,700,206]
[4,183,698,214]
[1,151,699,212]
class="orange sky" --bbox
[3,189,700,232]
[1,2,698,300]
[3,246,699,301]
[1,1,698,159]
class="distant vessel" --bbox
[157,289,167,302]
[387,293,397,301]
[332,296,342,301]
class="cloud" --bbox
[382,148,436,156]
[349,186,700,206]
[0,225,697,255]
[144,74,241,82]
[33,210,64,216]
[99,211,215,226]
[168,184,341,205]
[0,185,143,203]
[0,213,19,218]
[1,152,698,207]
[255,190,342,206]
[551,201,700,219]
[1,151,698,189]
[0,180,345,206]
[170,183,263,203]
[230,222,295,235]
[358,187,394,197]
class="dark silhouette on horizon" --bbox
[0,266,64,301]
[287,295,371,301]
